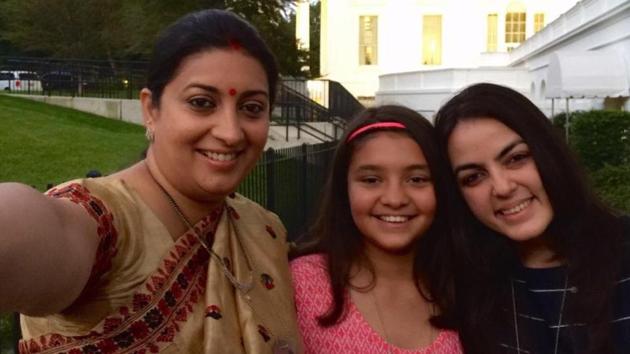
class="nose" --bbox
[380,182,409,208]
[490,170,517,197]
[212,107,244,146]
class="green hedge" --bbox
[552,110,630,213]
[591,164,630,213]
[570,111,630,171]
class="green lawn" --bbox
[0,94,146,190]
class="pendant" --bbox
[272,338,296,354]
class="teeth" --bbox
[202,151,237,161]
[378,215,409,223]
[501,199,531,215]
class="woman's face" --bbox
[142,48,270,203]
[447,117,554,242]
[347,131,436,255]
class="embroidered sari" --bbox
[19,176,301,353]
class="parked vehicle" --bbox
[0,71,43,92]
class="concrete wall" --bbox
[15,95,144,125]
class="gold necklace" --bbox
[147,166,254,294]
[146,165,297,353]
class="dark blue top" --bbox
[494,217,630,354]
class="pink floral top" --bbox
[291,254,463,354]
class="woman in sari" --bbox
[0,9,300,354]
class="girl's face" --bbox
[447,117,554,242]
[347,131,436,255]
[142,49,270,204]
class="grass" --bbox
[0,94,146,190]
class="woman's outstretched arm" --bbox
[0,183,100,316]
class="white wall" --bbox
[320,0,578,98]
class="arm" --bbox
[0,183,100,315]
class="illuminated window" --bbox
[534,13,545,33]
[359,16,378,65]
[422,15,442,65]
[487,14,498,52]
[505,2,526,44]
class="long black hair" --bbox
[295,104,455,328]
[433,83,624,353]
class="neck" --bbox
[359,242,416,283]
[517,235,564,268]
[143,155,223,225]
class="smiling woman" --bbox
[0,9,300,354]
[433,83,630,354]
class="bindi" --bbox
[228,39,241,51]
[228,88,237,96]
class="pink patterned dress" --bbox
[291,254,463,354]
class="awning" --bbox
[546,51,630,98]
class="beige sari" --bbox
[19,176,301,353]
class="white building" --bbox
[317,0,630,117]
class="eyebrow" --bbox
[453,139,526,175]
[353,164,430,172]
[186,83,269,98]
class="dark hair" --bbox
[434,83,623,353]
[146,9,278,107]
[296,105,454,328]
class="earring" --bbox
[145,129,155,143]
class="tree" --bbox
[0,0,304,76]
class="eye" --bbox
[241,101,267,117]
[408,175,431,185]
[188,97,215,110]
[506,151,531,167]
[459,171,485,187]
[360,176,380,185]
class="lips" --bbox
[198,150,239,162]
[375,215,412,223]
[496,197,533,216]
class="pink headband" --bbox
[346,122,406,142]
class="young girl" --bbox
[433,83,630,354]
[291,105,463,353]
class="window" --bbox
[487,14,498,52]
[422,15,442,65]
[505,1,526,44]
[505,12,526,43]
[359,16,378,65]
[534,13,545,33]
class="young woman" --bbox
[433,83,630,354]
[0,10,301,353]
[291,105,463,353]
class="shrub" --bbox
[591,164,630,213]
[568,110,630,172]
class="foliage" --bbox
[591,164,630,213]
[0,94,145,189]
[568,110,630,172]
[0,0,305,76]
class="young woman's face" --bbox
[347,131,436,255]
[142,48,270,203]
[447,118,554,242]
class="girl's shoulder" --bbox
[290,254,332,299]
[290,254,327,279]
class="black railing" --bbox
[238,141,336,240]
[281,78,364,122]
[1,56,146,99]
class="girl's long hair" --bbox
[294,105,456,329]
[433,83,624,353]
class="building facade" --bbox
[319,0,578,99]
